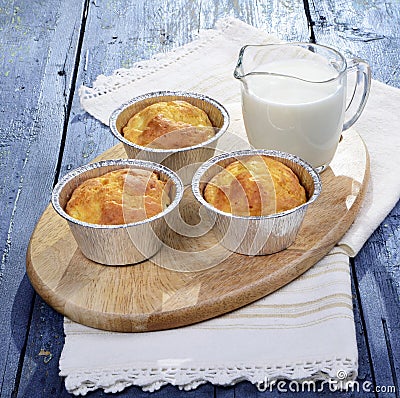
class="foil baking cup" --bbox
[192,149,322,255]
[52,159,184,265]
[109,91,230,184]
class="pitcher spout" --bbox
[233,45,249,81]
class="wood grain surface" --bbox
[26,128,369,332]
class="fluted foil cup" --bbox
[52,159,183,265]
[192,150,321,255]
[109,91,230,185]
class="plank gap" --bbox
[350,258,378,392]
[381,318,399,397]
[302,0,316,43]
[53,0,92,187]
[10,293,36,398]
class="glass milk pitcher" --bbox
[234,43,371,172]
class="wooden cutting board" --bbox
[26,128,369,332]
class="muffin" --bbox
[204,155,306,216]
[122,100,215,149]
[66,168,170,225]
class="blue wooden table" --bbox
[0,1,399,397]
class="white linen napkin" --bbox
[60,18,400,395]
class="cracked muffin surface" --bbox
[204,155,306,216]
[66,168,170,225]
[122,100,214,149]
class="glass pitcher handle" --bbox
[343,58,372,131]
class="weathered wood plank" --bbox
[15,295,69,397]
[3,0,397,397]
[349,261,376,395]
[354,203,400,397]
[199,0,309,41]
[309,0,400,85]
[0,0,87,396]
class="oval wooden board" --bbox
[27,128,369,332]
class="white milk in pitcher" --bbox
[241,58,346,169]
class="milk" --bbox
[241,58,346,169]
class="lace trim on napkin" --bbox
[64,358,357,395]
[78,18,235,101]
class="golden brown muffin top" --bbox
[66,168,170,225]
[204,156,306,216]
[122,100,214,149]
